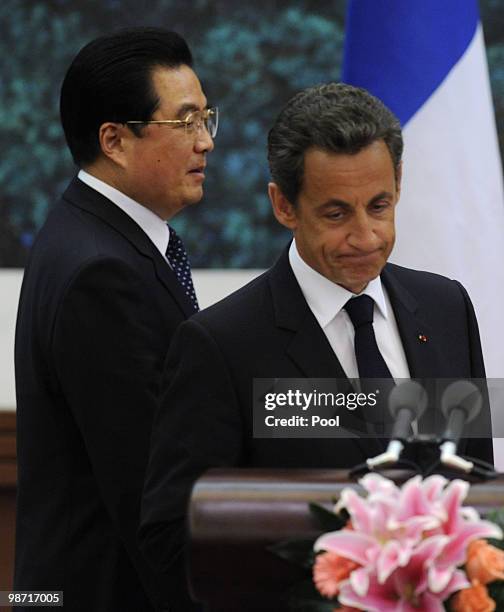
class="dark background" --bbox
[1,0,502,268]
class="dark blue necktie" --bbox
[344,295,392,379]
[344,294,394,438]
[165,225,199,312]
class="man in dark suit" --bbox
[14,28,216,611]
[139,82,493,608]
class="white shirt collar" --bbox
[77,169,170,256]
[289,239,388,327]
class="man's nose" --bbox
[347,213,379,249]
[194,125,214,153]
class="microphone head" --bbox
[441,380,482,423]
[389,380,428,419]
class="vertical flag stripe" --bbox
[342,1,504,466]
[343,0,479,125]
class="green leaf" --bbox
[487,581,504,610]
[287,578,337,611]
[309,502,349,532]
[268,538,316,569]
[484,509,504,550]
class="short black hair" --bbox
[60,27,193,166]
[267,82,403,205]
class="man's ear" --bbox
[98,122,128,168]
[395,160,403,201]
[268,183,298,230]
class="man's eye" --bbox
[182,114,196,130]
[326,211,344,220]
[372,201,390,212]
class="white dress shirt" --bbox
[289,240,410,381]
[77,170,171,257]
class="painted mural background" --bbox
[1,0,502,267]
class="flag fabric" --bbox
[342,0,504,463]
[343,0,504,377]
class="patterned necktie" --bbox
[165,225,199,312]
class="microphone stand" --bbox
[439,440,474,473]
[350,435,497,482]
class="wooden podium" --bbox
[188,469,504,611]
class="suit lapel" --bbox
[275,258,445,380]
[148,252,196,318]
[268,249,379,459]
[381,265,443,378]
[268,249,347,379]
[62,177,195,318]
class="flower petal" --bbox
[359,473,398,496]
[417,591,447,612]
[437,569,470,600]
[441,479,470,533]
[377,541,411,584]
[396,476,431,521]
[440,521,503,567]
[394,536,448,595]
[428,565,454,594]
[460,506,480,522]
[338,489,373,533]
[350,567,370,596]
[314,530,378,565]
[339,577,401,612]
[422,475,448,503]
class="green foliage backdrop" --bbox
[0,0,502,267]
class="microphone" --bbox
[367,380,427,469]
[389,380,428,441]
[439,380,482,472]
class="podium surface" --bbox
[189,469,504,611]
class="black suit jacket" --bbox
[14,177,195,611]
[140,247,492,609]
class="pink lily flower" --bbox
[424,479,502,593]
[314,474,502,606]
[338,537,470,611]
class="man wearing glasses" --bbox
[14,27,215,611]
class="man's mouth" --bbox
[339,249,382,262]
[188,164,206,175]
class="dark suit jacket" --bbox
[14,177,195,611]
[139,247,492,609]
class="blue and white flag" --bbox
[343,0,504,382]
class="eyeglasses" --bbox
[126,107,219,138]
